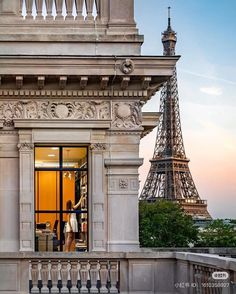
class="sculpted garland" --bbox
[0,100,110,121]
[0,100,143,129]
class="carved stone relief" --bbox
[112,102,142,129]
[17,143,34,151]
[119,179,129,190]
[120,59,135,74]
[0,100,110,123]
[109,178,139,191]
[90,143,107,151]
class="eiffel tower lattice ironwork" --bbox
[140,8,211,220]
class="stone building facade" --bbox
[0,0,178,254]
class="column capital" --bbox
[17,142,34,152]
[90,143,107,151]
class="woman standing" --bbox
[65,199,81,252]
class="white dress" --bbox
[66,211,78,233]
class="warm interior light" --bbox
[51,147,59,150]
[48,154,56,157]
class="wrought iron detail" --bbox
[140,11,211,220]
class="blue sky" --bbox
[135,0,236,219]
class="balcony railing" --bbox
[29,259,119,293]
[0,252,235,293]
[21,0,99,21]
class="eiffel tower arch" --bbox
[140,8,211,220]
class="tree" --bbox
[196,219,236,247]
[139,200,198,247]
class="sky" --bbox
[134,0,236,219]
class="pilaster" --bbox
[105,157,143,252]
[0,130,19,252]
[18,130,34,252]
[90,143,107,251]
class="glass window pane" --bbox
[35,213,59,252]
[62,147,87,168]
[35,171,60,211]
[63,212,88,252]
[35,147,59,168]
[62,171,88,211]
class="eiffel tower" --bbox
[140,8,211,220]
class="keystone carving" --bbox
[112,102,142,129]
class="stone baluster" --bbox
[80,261,89,293]
[109,261,118,293]
[99,261,108,293]
[75,0,84,21]
[50,261,59,293]
[65,0,74,19]
[94,0,100,20]
[35,0,43,19]
[60,261,69,293]
[70,261,79,293]
[40,261,49,293]
[90,261,99,293]
[25,0,33,18]
[30,261,40,293]
[45,0,53,18]
[85,0,94,22]
[55,0,63,19]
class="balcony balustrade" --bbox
[29,259,119,293]
[0,252,235,293]
[20,0,99,22]
[0,0,136,29]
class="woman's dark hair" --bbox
[66,200,72,211]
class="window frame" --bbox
[34,145,89,252]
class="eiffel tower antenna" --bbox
[140,9,211,220]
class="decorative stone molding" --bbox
[119,179,128,190]
[120,59,135,74]
[0,130,18,135]
[17,143,34,151]
[112,102,142,129]
[90,143,107,151]
[0,89,147,98]
[0,100,110,122]
[109,131,142,136]
[3,119,14,128]
[108,178,139,191]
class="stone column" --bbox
[0,130,19,252]
[18,130,34,252]
[90,143,107,251]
